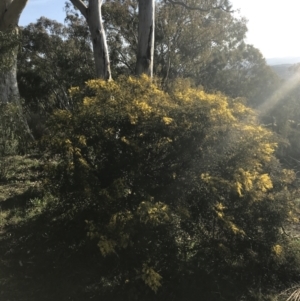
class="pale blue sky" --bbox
[19,0,300,59]
[19,0,65,26]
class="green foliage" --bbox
[17,17,95,139]
[44,76,299,300]
[102,0,138,77]
[0,103,30,156]
[207,43,280,106]
[0,102,33,182]
[101,0,278,107]
[0,28,20,72]
[0,108,19,156]
[155,0,247,80]
[262,66,300,173]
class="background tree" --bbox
[17,16,95,138]
[102,0,278,104]
[261,65,300,172]
[154,0,244,81]
[0,0,28,103]
[102,0,138,76]
[135,0,233,77]
[206,43,280,106]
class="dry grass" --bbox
[0,154,44,229]
[287,288,300,301]
[275,286,300,301]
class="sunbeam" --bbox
[257,69,300,115]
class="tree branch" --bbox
[69,0,88,19]
[166,0,233,12]
[1,0,28,29]
[116,50,135,73]
[281,227,291,237]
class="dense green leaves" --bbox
[16,17,95,138]
[18,17,95,113]
[0,29,20,72]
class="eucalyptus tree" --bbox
[135,0,155,76]
[0,0,28,103]
[102,0,138,76]
[70,0,234,79]
[103,0,246,82]
[154,0,245,83]
[68,0,147,78]
[69,0,112,80]
[136,0,232,77]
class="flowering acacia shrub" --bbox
[45,75,300,300]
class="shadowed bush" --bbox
[39,75,300,300]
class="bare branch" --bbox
[116,49,134,73]
[166,0,233,12]
[281,227,291,237]
[69,0,88,19]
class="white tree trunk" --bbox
[0,51,19,104]
[0,0,28,103]
[70,0,112,80]
[136,0,155,77]
[87,0,111,80]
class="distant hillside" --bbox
[265,57,300,79]
[270,64,294,80]
[266,57,300,66]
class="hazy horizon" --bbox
[266,57,300,66]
